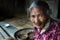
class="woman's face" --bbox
[30,7,48,29]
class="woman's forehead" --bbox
[32,7,40,12]
[31,7,45,15]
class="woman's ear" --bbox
[46,9,52,17]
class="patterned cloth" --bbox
[34,18,60,40]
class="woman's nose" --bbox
[35,17,39,23]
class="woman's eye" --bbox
[31,15,35,18]
[39,14,44,17]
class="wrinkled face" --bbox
[30,7,48,29]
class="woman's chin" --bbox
[35,26,41,29]
[33,24,43,29]
[35,25,44,29]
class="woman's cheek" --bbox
[39,17,46,23]
[30,18,35,23]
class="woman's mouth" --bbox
[33,22,44,29]
[35,22,42,26]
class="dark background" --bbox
[57,0,60,19]
[0,0,26,21]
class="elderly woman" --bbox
[28,0,60,40]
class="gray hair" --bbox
[27,0,52,17]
